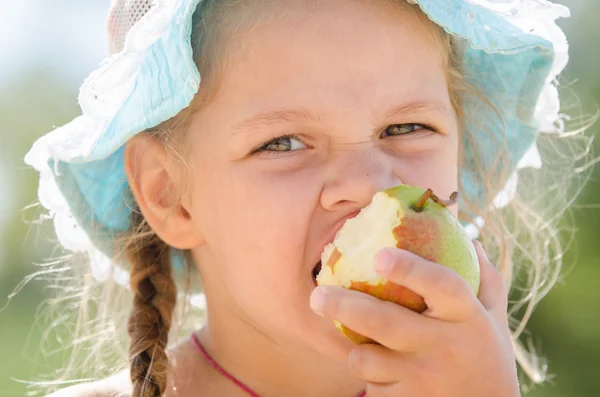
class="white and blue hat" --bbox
[25,0,570,287]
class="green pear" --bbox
[316,184,480,344]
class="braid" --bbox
[126,210,177,397]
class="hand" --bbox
[310,241,520,397]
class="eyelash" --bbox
[380,123,433,138]
[252,134,306,154]
[252,123,434,154]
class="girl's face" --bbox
[186,0,458,362]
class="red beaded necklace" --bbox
[191,333,367,397]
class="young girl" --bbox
[24,0,583,396]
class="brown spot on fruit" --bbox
[392,214,440,263]
[350,281,427,313]
[325,247,342,272]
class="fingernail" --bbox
[374,249,394,274]
[310,286,327,316]
[473,240,488,261]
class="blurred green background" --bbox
[0,1,599,396]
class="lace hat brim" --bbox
[25,0,570,288]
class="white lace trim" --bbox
[464,0,570,239]
[27,0,178,164]
[24,0,212,307]
[25,0,571,307]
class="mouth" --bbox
[310,210,360,287]
[311,260,323,285]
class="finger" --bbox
[310,285,440,352]
[348,343,406,384]
[374,248,480,321]
[473,240,508,322]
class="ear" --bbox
[124,134,205,250]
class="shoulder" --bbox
[46,371,131,397]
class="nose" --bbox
[320,146,402,212]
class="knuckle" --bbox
[403,252,422,276]
[434,269,467,298]
[393,251,421,284]
[367,301,402,337]
[362,304,387,332]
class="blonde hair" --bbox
[27,1,594,396]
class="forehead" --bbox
[204,0,450,119]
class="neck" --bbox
[195,304,365,397]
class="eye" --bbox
[381,123,428,138]
[254,134,308,153]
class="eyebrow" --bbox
[232,108,323,133]
[231,99,450,132]
[383,99,451,119]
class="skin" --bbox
[115,1,520,396]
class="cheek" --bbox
[189,161,320,288]
[392,135,459,197]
